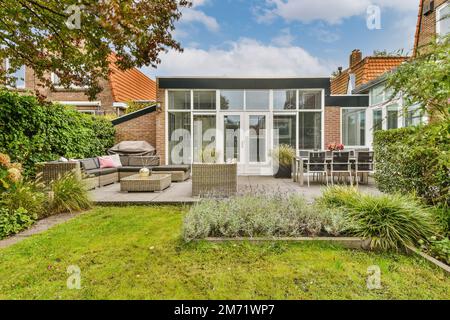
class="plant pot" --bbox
[274,164,292,178]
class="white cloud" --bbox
[257,0,418,24]
[181,9,220,32]
[271,28,295,46]
[153,38,333,77]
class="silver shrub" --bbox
[182,191,346,241]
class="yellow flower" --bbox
[0,153,11,168]
[9,162,23,172]
[7,168,22,183]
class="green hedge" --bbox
[373,121,450,206]
[0,89,115,176]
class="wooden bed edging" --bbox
[201,237,372,250]
[406,245,450,275]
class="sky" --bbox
[141,0,420,79]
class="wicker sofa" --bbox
[192,163,237,197]
[37,155,191,189]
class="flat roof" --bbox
[157,77,331,93]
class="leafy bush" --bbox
[318,186,438,251]
[0,153,23,192]
[373,121,450,206]
[419,237,450,265]
[0,207,36,239]
[0,89,115,177]
[183,194,346,241]
[49,173,92,214]
[0,180,46,219]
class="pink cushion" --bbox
[98,156,118,169]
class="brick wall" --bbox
[155,88,166,165]
[114,111,157,147]
[415,0,447,56]
[22,67,116,114]
[324,107,341,146]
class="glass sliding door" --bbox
[248,115,267,163]
[342,109,366,147]
[168,112,191,164]
[193,115,216,163]
[298,112,322,150]
[273,115,296,147]
[223,115,241,162]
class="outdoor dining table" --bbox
[292,156,357,186]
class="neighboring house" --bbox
[2,54,156,115]
[414,0,449,56]
[352,75,427,148]
[114,77,369,175]
[329,50,407,149]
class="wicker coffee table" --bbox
[120,174,171,192]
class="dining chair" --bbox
[354,151,374,185]
[306,151,328,187]
[331,151,352,185]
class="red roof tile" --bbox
[108,55,156,103]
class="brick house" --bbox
[4,54,156,115]
[414,0,449,56]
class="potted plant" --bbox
[327,142,344,152]
[271,144,295,178]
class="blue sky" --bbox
[143,0,420,79]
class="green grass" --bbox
[0,206,448,300]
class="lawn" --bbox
[0,206,448,300]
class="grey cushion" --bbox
[118,167,141,173]
[152,165,190,173]
[128,156,160,167]
[80,158,99,171]
[85,168,118,177]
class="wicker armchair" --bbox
[192,163,237,197]
[35,162,82,185]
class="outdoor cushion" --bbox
[85,168,118,177]
[152,165,190,173]
[128,156,160,167]
[80,158,99,171]
[118,167,141,173]
[99,156,119,169]
[108,141,156,156]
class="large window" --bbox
[437,3,450,37]
[273,90,296,110]
[298,113,322,150]
[193,115,216,163]
[168,90,190,110]
[220,90,244,110]
[246,90,269,110]
[5,60,25,88]
[342,109,366,146]
[273,115,296,147]
[373,109,383,133]
[168,112,191,164]
[404,105,425,127]
[387,104,399,129]
[299,90,321,110]
[194,91,216,110]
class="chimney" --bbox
[349,49,362,67]
[338,66,343,75]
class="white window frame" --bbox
[5,59,26,89]
[51,73,88,89]
[340,107,367,148]
[436,2,450,37]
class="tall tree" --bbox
[0,0,191,99]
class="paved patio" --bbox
[90,176,381,205]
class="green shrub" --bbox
[373,121,450,206]
[419,237,450,265]
[431,205,450,237]
[0,207,36,239]
[49,173,92,214]
[318,186,438,251]
[0,180,46,219]
[0,89,115,177]
[183,194,346,241]
[271,144,296,167]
